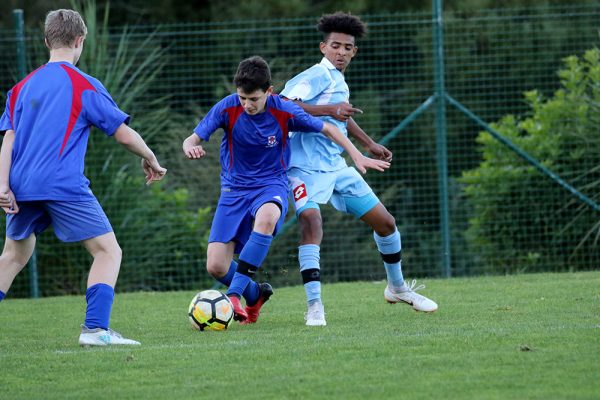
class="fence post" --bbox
[13,9,40,298]
[432,0,451,277]
[13,10,27,79]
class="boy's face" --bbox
[320,32,357,72]
[236,86,273,115]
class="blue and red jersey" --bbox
[0,61,129,201]
[194,94,324,189]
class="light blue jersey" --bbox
[281,57,349,172]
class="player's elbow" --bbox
[113,124,136,146]
[321,123,338,139]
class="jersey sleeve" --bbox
[0,91,13,133]
[280,65,332,103]
[83,83,130,136]
[286,101,325,133]
[193,98,228,141]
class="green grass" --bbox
[1,271,599,399]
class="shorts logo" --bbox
[293,183,307,201]
[266,135,278,147]
[289,176,308,209]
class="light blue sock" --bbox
[305,282,321,306]
[84,283,115,330]
[299,244,321,305]
[0,290,5,302]
[227,231,272,301]
[374,229,404,290]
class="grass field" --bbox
[1,271,599,399]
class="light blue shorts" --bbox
[5,199,113,242]
[288,166,379,218]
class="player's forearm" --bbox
[292,100,333,117]
[321,123,362,160]
[0,130,15,187]
[113,123,157,162]
[183,133,201,150]
[347,118,374,148]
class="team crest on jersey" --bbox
[266,135,278,147]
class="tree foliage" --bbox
[2,0,598,27]
[461,48,600,273]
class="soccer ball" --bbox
[188,290,234,331]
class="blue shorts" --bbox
[288,166,379,218]
[209,185,289,254]
[5,199,113,242]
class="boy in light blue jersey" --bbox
[183,56,388,324]
[281,12,438,326]
[0,10,167,345]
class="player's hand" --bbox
[331,102,363,122]
[142,158,167,185]
[0,188,19,214]
[183,144,206,160]
[366,142,392,162]
[352,155,390,174]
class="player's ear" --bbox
[44,37,51,50]
[74,36,85,48]
[319,42,327,55]
[266,86,274,95]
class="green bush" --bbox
[461,48,600,273]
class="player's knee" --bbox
[299,210,322,232]
[206,261,227,278]
[0,252,28,272]
[112,244,123,264]
[375,213,396,237]
[253,219,277,235]
[100,240,122,263]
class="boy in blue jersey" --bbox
[183,56,388,323]
[0,9,167,345]
[281,12,438,326]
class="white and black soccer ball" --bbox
[188,290,234,331]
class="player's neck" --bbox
[48,48,77,65]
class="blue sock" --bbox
[0,290,5,302]
[299,244,321,305]
[374,229,404,289]
[84,283,115,330]
[227,232,272,301]
[220,260,260,304]
[217,261,237,287]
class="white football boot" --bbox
[79,325,141,346]
[384,279,438,312]
[304,302,327,326]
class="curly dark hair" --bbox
[233,56,272,93]
[317,12,367,41]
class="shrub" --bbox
[461,48,600,273]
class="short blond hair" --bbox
[44,9,87,49]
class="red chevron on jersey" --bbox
[59,64,97,157]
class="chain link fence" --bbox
[0,3,598,297]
